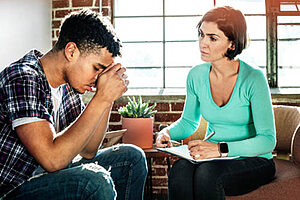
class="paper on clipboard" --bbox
[157,145,239,164]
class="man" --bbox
[0,9,147,200]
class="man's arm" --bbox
[16,64,127,172]
[16,97,112,172]
[79,104,113,159]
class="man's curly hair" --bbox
[53,9,122,57]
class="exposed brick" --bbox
[108,124,122,131]
[155,113,181,122]
[72,0,93,7]
[153,188,168,194]
[171,102,184,111]
[95,0,100,7]
[153,167,167,176]
[53,0,69,8]
[52,30,55,38]
[155,103,170,112]
[152,157,169,165]
[102,7,109,16]
[152,177,168,186]
[153,124,160,132]
[52,20,61,29]
[91,8,100,13]
[102,0,110,6]
[55,9,72,18]
[56,30,60,38]
[109,113,121,122]
[112,102,127,111]
[52,41,57,47]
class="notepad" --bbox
[157,145,239,164]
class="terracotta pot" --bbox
[122,117,154,149]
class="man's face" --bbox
[66,47,114,94]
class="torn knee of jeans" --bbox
[82,162,110,176]
[112,145,120,151]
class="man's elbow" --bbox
[40,158,69,172]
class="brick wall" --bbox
[52,0,112,46]
[51,0,300,196]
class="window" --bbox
[113,0,299,92]
[277,1,300,87]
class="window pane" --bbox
[238,41,266,67]
[278,67,300,87]
[127,68,163,88]
[278,16,300,23]
[246,16,266,40]
[114,18,162,42]
[278,41,300,67]
[278,25,300,39]
[278,40,300,87]
[165,42,203,67]
[121,43,163,67]
[165,0,213,15]
[216,0,265,14]
[114,0,162,16]
[165,17,200,41]
[280,4,298,12]
[165,68,190,88]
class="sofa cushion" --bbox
[292,125,300,165]
[227,158,300,200]
[273,106,300,153]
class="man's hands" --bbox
[94,63,129,103]
[188,140,220,160]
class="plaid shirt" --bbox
[0,50,85,197]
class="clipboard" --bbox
[102,129,127,148]
[157,145,239,164]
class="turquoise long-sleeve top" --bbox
[168,60,276,159]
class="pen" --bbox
[168,140,181,145]
[162,139,181,146]
[203,131,215,141]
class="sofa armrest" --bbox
[291,125,300,165]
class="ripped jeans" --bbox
[4,144,148,200]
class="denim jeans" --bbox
[4,144,147,200]
[168,157,275,200]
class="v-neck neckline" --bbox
[207,60,241,110]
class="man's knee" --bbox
[78,163,116,199]
[118,144,147,173]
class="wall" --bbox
[0,0,51,70]
[52,0,112,45]
[52,0,300,196]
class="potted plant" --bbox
[118,96,157,149]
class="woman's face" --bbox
[198,21,233,63]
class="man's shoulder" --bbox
[1,50,45,85]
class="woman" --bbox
[155,6,276,200]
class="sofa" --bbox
[190,105,300,200]
[227,105,300,200]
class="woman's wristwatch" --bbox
[218,142,229,157]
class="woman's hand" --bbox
[155,129,171,148]
[188,140,220,160]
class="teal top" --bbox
[169,60,276,159]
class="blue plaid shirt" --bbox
[0,50,85,197]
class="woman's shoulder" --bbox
[187,62,210,79]
[239,60,265,80]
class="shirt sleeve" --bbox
[227,70,276,157]
[168,70,201,140]
[4,72,53,124]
